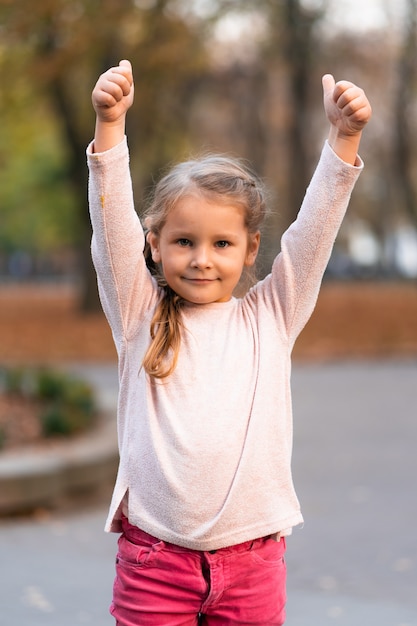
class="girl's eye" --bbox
[216,240,230,248]
[177,238,191,247]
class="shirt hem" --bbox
[119,513,304,551]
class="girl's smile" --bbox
[148,194,260,304]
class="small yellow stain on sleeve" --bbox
[100,195,105,208]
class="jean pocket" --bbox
[250,536,286,568]
[116,534,164,569]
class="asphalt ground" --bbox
[1,360,416,626]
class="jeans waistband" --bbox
[121,515,276,555]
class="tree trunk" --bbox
[394,0,417,228]
[282,0,322,221]
[48,78,100,311]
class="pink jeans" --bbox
[110,516,287,625]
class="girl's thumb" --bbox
[119,59,132,71]
[322,73,335,98]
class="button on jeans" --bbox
[110,517,287,625]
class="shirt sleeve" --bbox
[253,141,363,347]
[87,137,158,354]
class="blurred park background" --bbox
[1,0,417,367]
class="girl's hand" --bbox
[91,60,134,152]
[322,74,372,164]
[322,74,372,137]
[92,60,134,124]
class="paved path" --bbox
[288,360,417,625]
[1,360,416,625]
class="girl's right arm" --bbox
[88,61,158,353]
[91,60,134,152]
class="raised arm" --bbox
[88,60,158,350]
[91,59,134,153]
[258,75,371,344]
[322,74,372,165]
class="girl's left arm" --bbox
[261,76,371,344]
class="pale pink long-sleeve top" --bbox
[87,138,363,550]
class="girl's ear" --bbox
[147,231,161,263]
[245,231,261,267]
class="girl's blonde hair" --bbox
[142,154,267,379]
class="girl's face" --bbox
[147,194,260,304]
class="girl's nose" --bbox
[191,246,213,269]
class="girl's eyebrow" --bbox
[168,226,239,238]
[167,228,195,238]
[177,233,240,242]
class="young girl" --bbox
[88,60,371,625]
